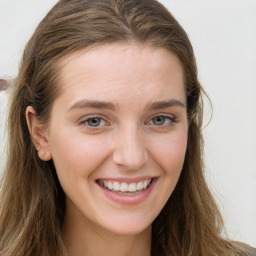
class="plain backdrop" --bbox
[0,0,255,247]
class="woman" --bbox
[0,0,255,255]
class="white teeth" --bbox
[128,183,137,192]
[113,182,120,191]
[107,181,113,190]
[120,182,128,192]
[136,181,143,190]
[99,178,152,193]
[143,180,148,189]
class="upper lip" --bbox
[96,176,156,183]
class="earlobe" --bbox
[37,149,52,161]
[26,106,52,161]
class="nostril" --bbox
[112,131,149,169]
[112,148,149,169]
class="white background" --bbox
[0,0,255,247]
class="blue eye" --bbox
[149,116,175,126]
[152,116,166,125]
[84,117,106,127]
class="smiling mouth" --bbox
[97,178,154,195]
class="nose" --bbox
[112,126,149,170]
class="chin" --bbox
[109,225,151,236]
[100,215,153,236]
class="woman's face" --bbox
[45,44,188,235]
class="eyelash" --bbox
[79,114,176,131]
[146,115,176,127]
[79,116,109,129]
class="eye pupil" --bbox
[153,116,165,125]
[87,118,101,127]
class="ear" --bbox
[26,106,52,161]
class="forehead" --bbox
[55,43,186,105]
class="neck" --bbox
[62,209,152,256]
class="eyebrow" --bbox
[147,99,186,110]
[68,99,185,112]
[68,99,117,111]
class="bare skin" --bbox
[26,43,187,255]
[63,203,151,256]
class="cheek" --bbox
[149,131,187,175]
[49,130,110,177]
[147,132,187,216]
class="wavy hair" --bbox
[0,0,252,255]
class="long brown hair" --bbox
[0,0,252,255]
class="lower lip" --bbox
[97,178,157,205]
